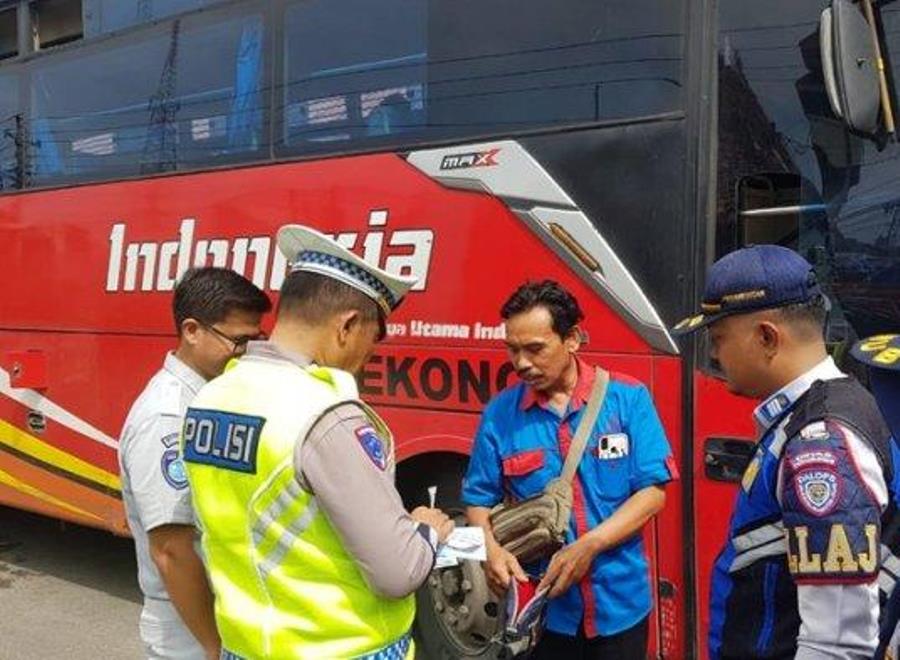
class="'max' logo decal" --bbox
[439,148,500,171]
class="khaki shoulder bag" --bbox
[488,369,609,564]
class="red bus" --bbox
[1,0,899,657]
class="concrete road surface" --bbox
[0,507,143,660]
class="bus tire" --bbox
[397,453,504,659]
[413,558,505,660]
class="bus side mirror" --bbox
[820,0,881,134]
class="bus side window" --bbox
[729,172,852,359]
[281,0,427,149]
[83,0,212,37]
[27,2,266,186]
[0,6,17,60]
[32,0,83,50]
[735,173,829,265]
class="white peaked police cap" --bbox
[276,224,418,317]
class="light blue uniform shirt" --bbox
[119,352,205,659]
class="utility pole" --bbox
[141,19,180,174]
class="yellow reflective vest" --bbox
[182,354,415,659]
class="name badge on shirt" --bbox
[597,433,629,460]
[183,408,265,474]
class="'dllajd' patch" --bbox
[794,468,841,516]
[355,425,386,471]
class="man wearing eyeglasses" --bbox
[118,267,271,660]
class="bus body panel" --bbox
[0,148,685,656]
[691,372,758,654]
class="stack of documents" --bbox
[434,526,487,568]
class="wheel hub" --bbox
[426,558,500,653]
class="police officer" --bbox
[674,245,894,659]
[182,225,453,660]
[119,267,271,660]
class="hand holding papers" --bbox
[434,526,487,568]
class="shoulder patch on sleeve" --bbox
[782,420,881,583]
[354,425,387,471]
[793,467,841,516]
[161,449,189,490]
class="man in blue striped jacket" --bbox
[675,245,894,659]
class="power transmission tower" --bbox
[141,19,180,174]
[13,113,31,189]
[137,0,153,22]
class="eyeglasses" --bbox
[201,323,266,354]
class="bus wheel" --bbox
[415,553,503,659]
[397,452,504,659]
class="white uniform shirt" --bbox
[119,352,205,659]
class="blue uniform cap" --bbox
[851,334,900,439]
[673,245,823,335]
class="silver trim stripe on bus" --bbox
[0,366,118,449]
[406,140,678,355]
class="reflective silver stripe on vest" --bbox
[729,537,786,573]
[880,545,900,595]
[251,479,304,546]
[879,571,896,595]
[259,498,320,578]
[729,521,786,573]
[882,545,900,578]
[732,521,784,552]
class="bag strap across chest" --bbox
[558,368,609,485]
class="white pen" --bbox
[428,485,437,509]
